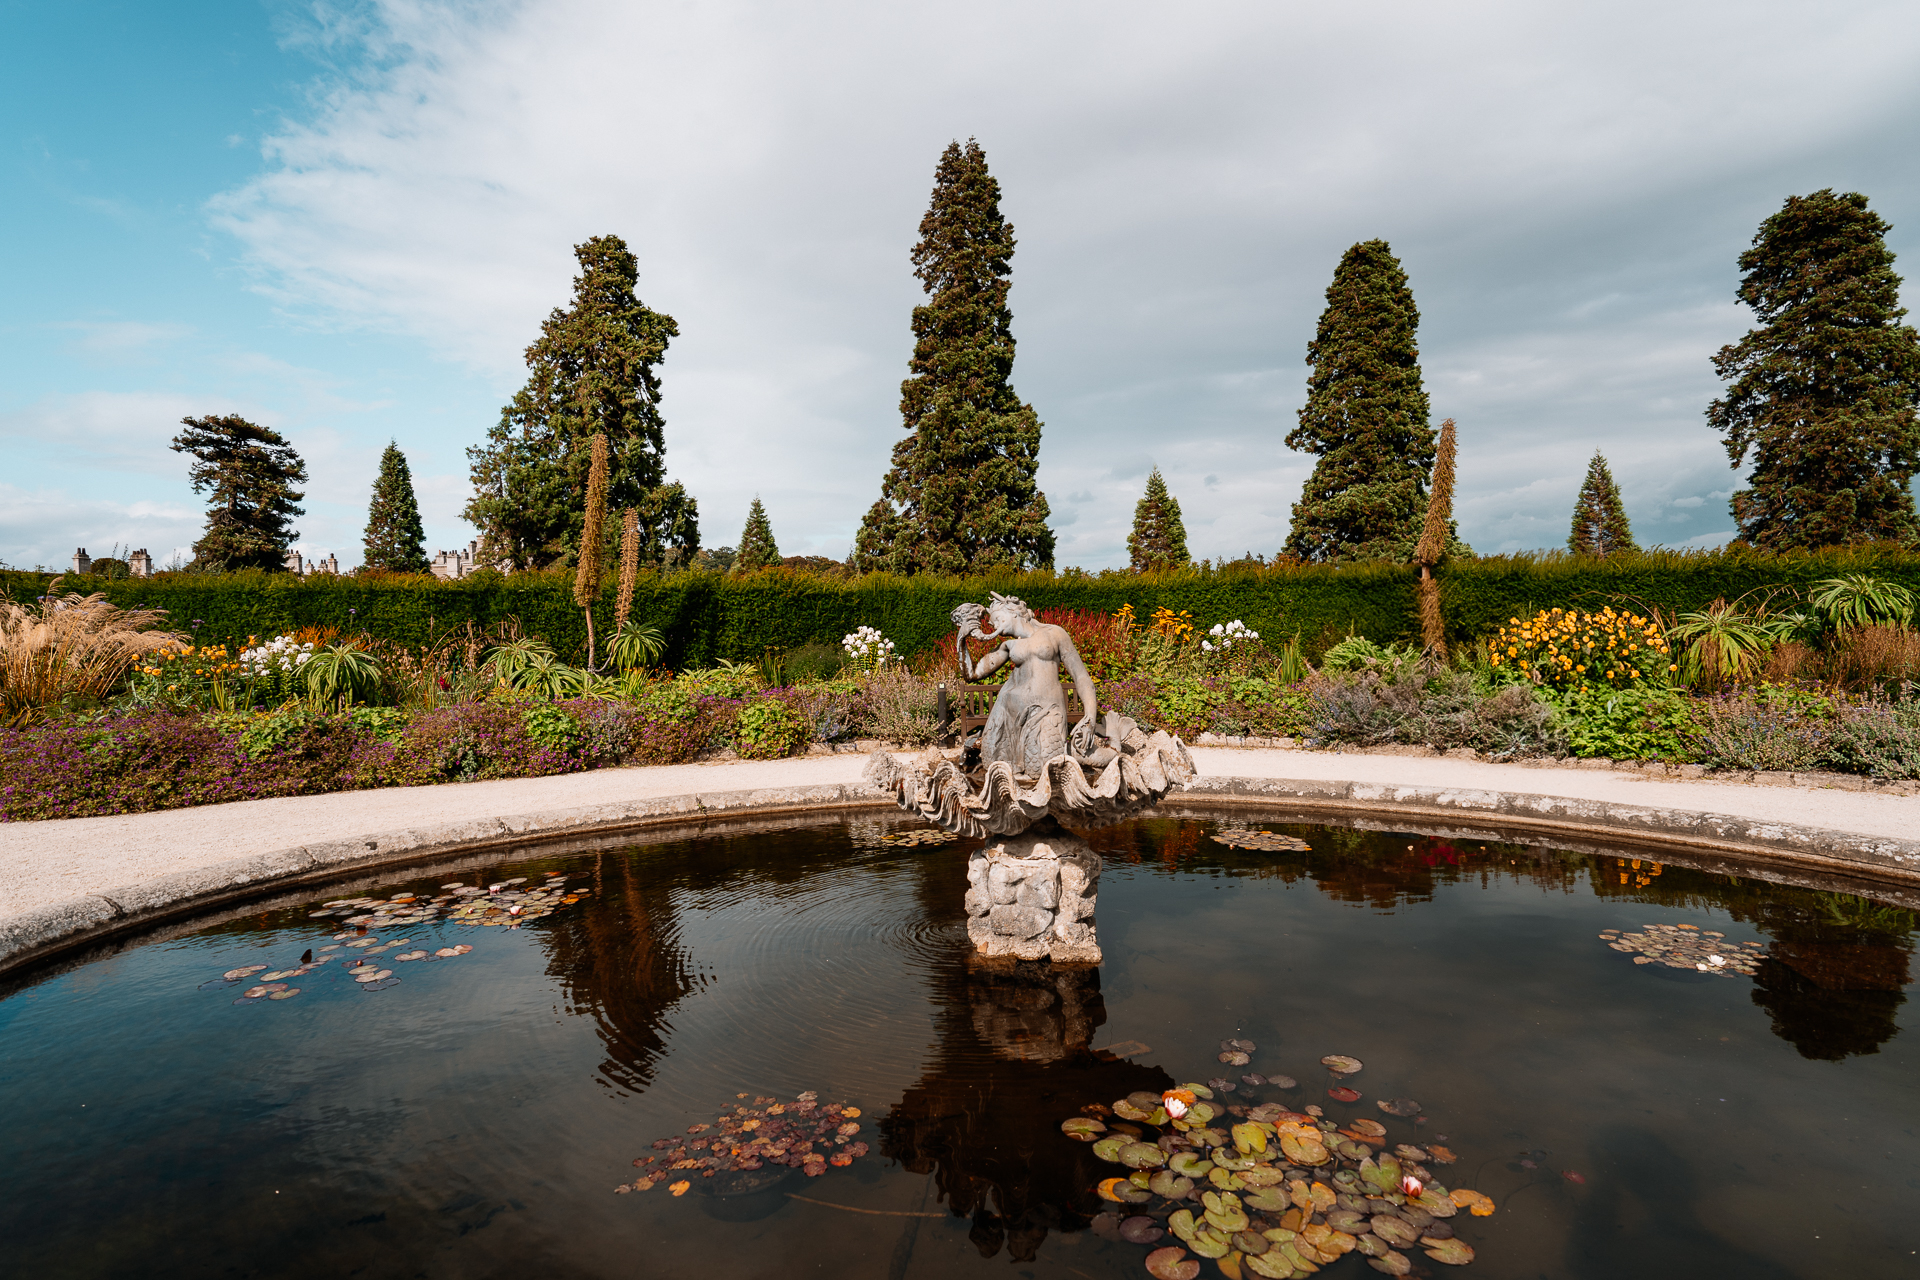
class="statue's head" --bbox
[987,592,1034,633]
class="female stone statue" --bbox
[953,593,1100,776]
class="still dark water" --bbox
[2,816,1916,1279]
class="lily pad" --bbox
[1231,1123,1268,1154]
[1424,1144,1457,1164]
[1169,1209,1198,1241]
[1061,1117,1107,1141]
[1243,1251,1293,1279]
[1366,1248,1412,1275]
[1326,1209,1368,1233]
[1328,1086,1362,1103]
[1187,1229,1231,1259]
[1394,1144,1428,1161]
[1423,1238,1474,1266]
[1218,1051,1251,1066]
[1279,1133,1328,1165]
[1267,1075,1298,1089]
[1321,1055,1363,1075]
[1354,1233,1391,1258]
[1242,1187,1290,1212]
[1370,1215,1418,1247]
[1377,1098,1422,1117]
[1145,1246,1201,1280]
[1350,1118,1387,1138]
[1097,1177,1133,1202]
[1114,1099,1154,1121]
[1168,1152,1214,1177]
[1150,1170,1196,1200]
[1120,1215,1165,1244]
[1449,1188,1495,1216]
[1093,1136,1129,1162]
[267,988,300,1000]
[1120,1142,1168,1169]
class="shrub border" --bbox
[6,771,1920,983]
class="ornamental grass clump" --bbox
[1,587,183,725]
[1489,607,1672,688]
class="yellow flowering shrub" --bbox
[1487,607,1674,688]
[129,642,247,709]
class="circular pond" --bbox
[2,815,1914,1279]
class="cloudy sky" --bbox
[4,0,1917,573]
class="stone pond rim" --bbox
[4,775,1920,982]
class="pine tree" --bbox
[170,414,307,572]
[733,497,781,572]
[465,234,698,569]
[361,441,429,573]
[1283,241,1436,562]
[854,140,1053,574]
[1567,452,1638,555]
[1127,467,1189,571]
[1709,190,1920,549]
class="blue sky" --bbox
[5,0,1918,573]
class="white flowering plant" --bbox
[841,625,896,673]
[239,634,315,704]
[1201,620,1259,654]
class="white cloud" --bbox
[195,0,1920,567]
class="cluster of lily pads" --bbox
[202,932,477,1002]
[1601,924,1762,975]
[305,872,590,932]
[618,1091,872,1196]
[1065,1046,1493,1277]
[1211,830,1312,854]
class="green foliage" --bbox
[733,698,808,759]
[171,415,308,571]
[1667,599,1780,688]
[1810,574,1915,630]
[855,139,1054,574]
[1128,467,1189,572]
[300,643,384,708]
[465,235,698,570]
[609,619,666,670]
[1284,240,1438,563]
[734,497,781,572]
[362,441,429,573]
[1549,684,1695,760]
[1709,190,1920,549]
[521,702,583,754]
[1568,452,1637,555]
[1318,634,1416,675]
[676,661,761,699]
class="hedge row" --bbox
[8,544,1920,667]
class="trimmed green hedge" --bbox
[8,544,1920,667]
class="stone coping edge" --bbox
[7,775,1920,980]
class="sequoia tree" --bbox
[1283,241,1436,562]
[734,497,781,571]
[466,235,698,569]
[854,140,1053,574]
[1567,451,1638,555]
[1127,467,1189,572]
[170,414,307,571]
[362,441,429,573]
[1709,190,1920,549]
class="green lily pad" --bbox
[1169,1209,1198,1241]
[1187,1102,1217,1125]
[1092,1136,1127,1162]
[1367,1249,1412,1275]
[1423,1237,1474,1266]
[1190,1126,1229,1149]
[1232,1230,1271,1256]
[1370,1216,1419,1248]
[1151,1170,1196,1200]
[1237,1165,1286,1187]
[1060,1117,1106,1141]
[1169,1151,1215,1177]
[1209,1166,1245,1191]
[1182,1082,1216,1100]
[1189,1228,1231,1259]
[1120,1142,1167,1169]
[1242,1187,1291,1213]
[1113,1099,1153,1121]
[1354,1233,1391,1258]
[1212,1147,1255,1171]
[1326,1209,1368,1233]
[1232,1122,1269,1154]
[1321,1055,1363,1075]
[1243,1250,1293,1279]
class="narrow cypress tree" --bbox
[170,414,307,571]
[854,140,1053,574]
[734,497,781,572]
[1567,452,1638,555]
[466,235,694,569]
[1709,190,1920,549]
[1127,467,1189,572]
[1283,241,1436,562]
[362,441,429,573]
[574,434,611,669]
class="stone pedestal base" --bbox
[963,823,1102,964]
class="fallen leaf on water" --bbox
[669,1181,690,1196]
[1449,1188,1496,1216]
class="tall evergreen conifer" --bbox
[1127,467,1189,571]
[854,140,1053,574]
[362,441,429,573]
[734,498,781,571]
[1283,241,1436,562]
[170,414,307,571]
[1568,452,1638,555]
[466,235,698,569]
[1709,190,1920,549]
